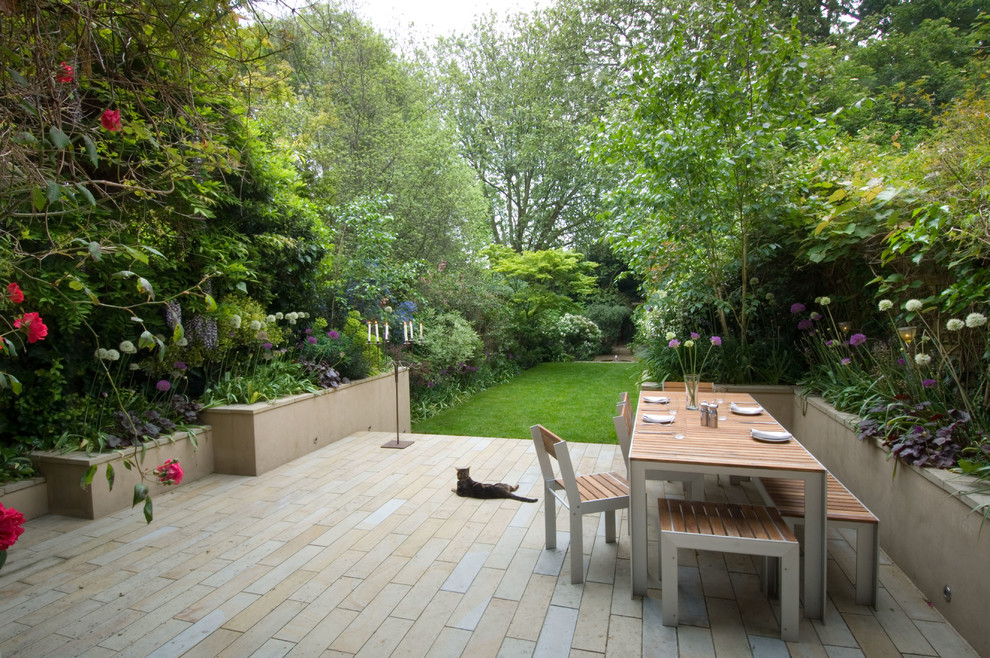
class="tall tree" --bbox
[434,9,611,252]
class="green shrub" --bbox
[583,302,631,352]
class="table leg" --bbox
[630,460,647,596]
[803,472,827,619]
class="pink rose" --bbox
[100,109,122,131]
[14,312,48,343]
[154,459,184,486]
[0,503,26,551]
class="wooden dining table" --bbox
[629,391,828,620]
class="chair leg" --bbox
[605,510,617,543]
[779,546,799,642]
[570,510,584,584]
[685,474,706,501]
[856,524,879,608]
[545,488,556,550]
[660,534,679,626]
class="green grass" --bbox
[411,361,642,443]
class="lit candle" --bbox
[374,321,379,341]
[384,322,389,341]
[367,321,371,342]
[419,323,423,340]
[403,322,408,342]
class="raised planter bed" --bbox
[30,428,213,519]
[788,392,990,657]
[199,369,409,476]
[0,476,48,520]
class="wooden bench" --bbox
[757,474,879,607]
[658,498,799,642]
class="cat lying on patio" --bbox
[452,467,537,502]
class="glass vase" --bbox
[684,373,700,410]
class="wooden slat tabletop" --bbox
[631,392,825,474]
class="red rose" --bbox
[100,109,122,132]
[0,504,26,551]
[6,282,24,304]
[14,312,48,343]
[154,459,184,486]
[55,62,74,83]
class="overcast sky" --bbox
[352,0,541,40]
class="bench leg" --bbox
[660,534,679,627]
[544,488,557,550]
[780,546,799,642]
[570,510,584,584]
[856,523,879,608]
[685,474,706,501]
[605,510,617,543]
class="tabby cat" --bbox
[452,467,538,503]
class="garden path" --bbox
[0,432,978,657]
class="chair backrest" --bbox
[612,401,633,467]
[661,380,714,393]
[530,424,581,505]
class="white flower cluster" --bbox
[95,348,120,361]
[815,296,831,306]
[878,299,893,311]
[914,353,932,366]
[905,299,923,312]
[966,312,987,328]
[946,318,964,331]
[119,340,137,354]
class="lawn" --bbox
[411,361,643,443]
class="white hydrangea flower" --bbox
[946,318,964,331]
[275,312,284,320]
[905,299,923,312]
[119,340,137,354]
[878,299,893,311]
[248,320,261,331]
[266,314,276,323]
[229,314,242,329]
[914,353,932,366]
[965,312,987,328]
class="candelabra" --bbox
[368,319,422,449]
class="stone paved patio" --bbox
[0,431,979,657]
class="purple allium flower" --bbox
[427,381,435,388]
[690,332,700,340]
[710,336,722,346]
[922,378,937,388]
[307,336,318,344]
[810,312,822,321]
[897,358,906,366]
[156,379,171,392]
[849,333,867,346]
[798,319,813,331]
[328,330,339,340]
[790,302,805,314]
[262,342,273,350]
[173,361,187,370]
[305,328,313,335]
[668,339,681,348]
[825,340,835,347]
[841,358,851,366]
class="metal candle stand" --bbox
[369,320,421,449]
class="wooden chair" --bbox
[613,394,705,500]
[758,474,879,607]
[531,424,630,584]
[659,498,800,642]
[661,380,714,393]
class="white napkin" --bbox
[751,429,792,442]
[730,402,764,416]
[643,396,670,404]
[642,414,676,424]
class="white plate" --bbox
[643,396,670,404]
[642,414,676,424]
[751,429,792,443]
[731,403,764,416]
